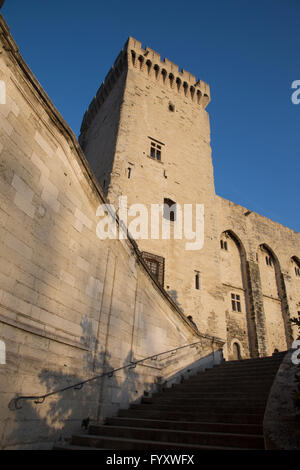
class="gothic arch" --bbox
[219,230,256,358]
[258,243,293,353]
[230,338,243,360]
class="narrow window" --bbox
[231,293,236,311]
[236,294,241,312]
[163,198,176,222]
[127,167,132,179]
[220,239,228,250]
[295,267,300,277]
[195,272,200,290]
[266,256,273,267]
[0,340,5,365]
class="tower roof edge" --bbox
[125,37,210,91]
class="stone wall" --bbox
[0,16,223,449]
[216,196,300,358]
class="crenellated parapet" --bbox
[127,37,210,108]
[79,46,128,140]
[79,37,210,144]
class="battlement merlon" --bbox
[126,36,211,100]
[79,37,210,139]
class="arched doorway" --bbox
[232,342,242,360]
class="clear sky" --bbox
[1,0,300,232]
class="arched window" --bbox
[292,256,300,277]
[163,198,176,222]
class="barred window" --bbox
[141,252,165,287]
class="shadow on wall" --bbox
[3,318,142,450]
[167,289,181,308]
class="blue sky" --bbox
[2,0,300,232]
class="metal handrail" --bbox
[8,340,207,410]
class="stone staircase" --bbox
[55,352,286,450]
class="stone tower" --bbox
[79,37,227,344]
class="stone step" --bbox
[87,424,264,449]
[130,403,266,414]
[175,377,275,387]
[194,367,280,377]
[118,408,264,424]
[169,381,273,390]
[71,433,255,451]
[187,370,278,380]
[105,417,263,435]
[156,389,271,399]
[218,360,283,369]
[57,353,282,450]
[225,352,285,361]
[141,396,267,406]
[223,353,286,365]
